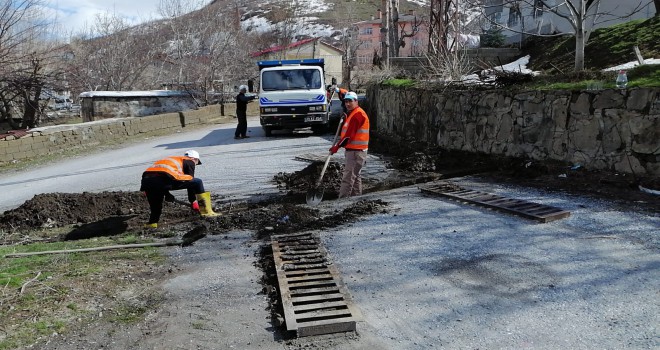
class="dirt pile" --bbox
[274,161,344,198]
[0,185,391,246]
[0,192,147,232]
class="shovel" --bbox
[306,101,343,206]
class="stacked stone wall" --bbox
[0,104,236,164]
[368,87,660,176]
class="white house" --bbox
[483,0,655,45]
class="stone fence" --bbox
[367,86,660,176]
[0,104,235,164]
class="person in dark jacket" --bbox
[140,150,217,228]
[335,87,349,115]
[235,85,257,139]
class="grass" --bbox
[380,17,660,91]
[525,16,660,73]
[0,235,165,349]
[382,78,416,87]
[525,64,660,90]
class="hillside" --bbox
[523,16,660,72]
[204,0,427,42]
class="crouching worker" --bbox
[140,150,218,229]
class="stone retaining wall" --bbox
[0,104,235,164]
[368,86,660,176]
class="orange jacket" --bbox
[340,106,369,151]
[143,156,194,181]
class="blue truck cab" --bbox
[257,58,328,136]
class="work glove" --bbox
[164,192,175,202]
[335,87,340,93]
[191,200,200,212]
[329,145,339,155]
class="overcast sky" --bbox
[48,0,214,35]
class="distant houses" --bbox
[250,37,344,85]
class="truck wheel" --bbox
[263,127,273,137]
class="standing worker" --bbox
[140,150,218,228]
[235,85,257,139]
[328,91,369,198]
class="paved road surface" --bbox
[3,118,658,349]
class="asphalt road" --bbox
[3,118,658,350]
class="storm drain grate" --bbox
[420,182,571,223]
[271,232,361,337]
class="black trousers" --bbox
[235,111,247,138]
[140,175,205,224]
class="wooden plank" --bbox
[296,309,353,321]
[271,242,302,332]
[290,293,344,304]
[288,279,336,288]
[272,233,362,337]
[287,276,334,285]
[293,301,350,312]
[420,183,571,223]
[297,320,356,337]
[290,286,341,296]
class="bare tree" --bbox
[194,2,255,110]
[68,12,157,92]
[0,0,63,129]
[329,1,364,88]
[471,0,650,71]
[270,0,306,58]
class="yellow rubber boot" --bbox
[195,192,219,217]
[144,223,158,229]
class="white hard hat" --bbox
[239,85,248,92]
[184,150,202,164]
[344,91,358,101]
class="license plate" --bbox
[304,116,323,122]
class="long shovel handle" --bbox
[316,152,333,187]
[315,107,344,187]
[312,87,344,189]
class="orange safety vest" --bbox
[340,107,369,150]
[144,156,193,181]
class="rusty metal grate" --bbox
[271,232,361,337]
[420,182,571,223]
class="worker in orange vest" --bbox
[328,91,369,198]
[140,150,218,228]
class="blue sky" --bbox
[47,0,213,35]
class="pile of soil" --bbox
[2,132,657,243]
[274,161,344,198]
[0,187,390,245]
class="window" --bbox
[261,69,322,90]
[508,6,521,27]
[361,27,373,35]
[362,40,372,49]
[357,55,370,64]
[534,0,544,18]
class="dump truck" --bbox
[257,58,328,136]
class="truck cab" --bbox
[257,59,328,136]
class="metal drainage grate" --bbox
[271,232,361,337]
[420,182,571,223]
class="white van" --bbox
[53,98,72,110]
